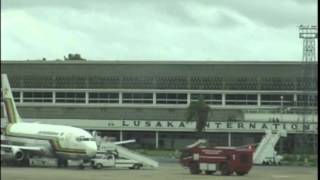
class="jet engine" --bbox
[12,147,25,161]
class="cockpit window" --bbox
[76,137,95,141]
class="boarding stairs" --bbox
[96,137,159,168]
[116,145,159,168]
[253,130,287,165]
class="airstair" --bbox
[116,145,159,168]
[96,137,159,168]
[253,130,287,165]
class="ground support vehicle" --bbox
[28,157,87,169]
[179,140,254,176]
[97,140,159,168]
[90,152,142,169]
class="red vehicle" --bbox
[179,142,254,176]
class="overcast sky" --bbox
[1,0,318,61]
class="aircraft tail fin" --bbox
[1,74,22,124]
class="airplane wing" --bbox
[1,144,46,161]
[1,144,44,152]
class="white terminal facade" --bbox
[0,61,318,153]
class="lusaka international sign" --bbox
[106,120,317,133]
[1,118,317,134]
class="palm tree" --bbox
[186,97,211,135]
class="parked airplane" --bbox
[1,74,97,166]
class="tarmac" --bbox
[1,163,317,180]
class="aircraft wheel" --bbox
[205,171,215,175]
[63,160,68,167]
[95,163,103,169]
[57,159,68,167]
[133,164,141,169]
[57,159,63,167]
[78,164,85,170]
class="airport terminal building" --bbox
[1,60,318,153]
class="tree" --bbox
[64,53,86,60]
[186,97,210,133]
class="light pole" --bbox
[280,96,284,154]
[299,24,317,163]
[280,96,284,122]
[299,25,317,62]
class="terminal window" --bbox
[156,93,187,104]
[191,94,222,105]
[261,94,294,106]
[89,92,119,103]
[225,94,257,105]
[23,92,53,103]
[123,93,153,104]
[56,92,85,103]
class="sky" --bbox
[1,0,318,61]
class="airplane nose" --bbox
[86,144,97,157]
